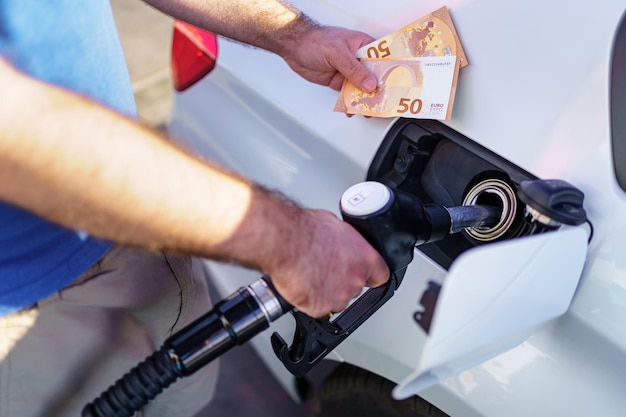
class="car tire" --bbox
[311,364,449,417]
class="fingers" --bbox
[326,260,389,316]
[322,223,390,315]
[323,28,377,116]
[365,254,390,288]
[344,113,372,119]
[344,219,390,289]
[316,27,376,93]
[339,59,377,92]
[268,208,390,319]
[282,25,378,94]
[330,48,377,93]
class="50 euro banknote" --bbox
[355,6,468,68]
[334,56,459,120]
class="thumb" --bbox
[336,56,377,92]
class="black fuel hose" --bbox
[82,347,181,417]
[82,276,289,417]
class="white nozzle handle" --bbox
[340,181,393,218]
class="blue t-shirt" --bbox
[0,1,137,316]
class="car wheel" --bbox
[311,364,450,417]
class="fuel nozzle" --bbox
[272,180,503,378]
[340,181,501,271]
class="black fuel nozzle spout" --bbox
[339,181,502,273]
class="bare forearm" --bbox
[144,0,317,57]
[0,59,296,271]
[145,0,377,92]
[0,5,389,316]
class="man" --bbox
[0,1,389,416]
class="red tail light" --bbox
[171,21,218,92]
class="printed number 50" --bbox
[398,98,423,114]
[366,40,391,58]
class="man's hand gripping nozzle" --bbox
[271,181,501,376]
[82,181,500,417]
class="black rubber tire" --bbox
[311,364,450,417]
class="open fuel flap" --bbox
[366,119,590,399]
[392,227,587,398]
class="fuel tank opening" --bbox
[462,178,518,242]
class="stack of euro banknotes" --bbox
[335,6,467,120]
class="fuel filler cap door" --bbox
[392,227,588,400]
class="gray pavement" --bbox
[110,2,313,416]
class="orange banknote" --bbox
[336,56,459,120]
[336,6,467,118]
[356,6,468,67]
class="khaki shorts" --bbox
[0,245,218,417]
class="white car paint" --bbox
[168,1,626,416]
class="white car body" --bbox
[168,1,626,416]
